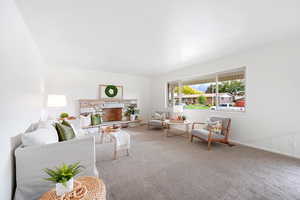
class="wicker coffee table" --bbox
[39,176,106,200]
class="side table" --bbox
[164,120,192,138]
[39,176,106,200]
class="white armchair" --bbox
[148,111,169,129]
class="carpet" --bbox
[95,126,300,200]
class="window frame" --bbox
[166,67,247,113]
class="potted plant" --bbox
[60,112,69,119]
[44,162,84,196]
[125,105,140,121]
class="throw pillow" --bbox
[61,119,72,127]
[153,112,162,120]
[80,114,91,127]
[61,119,80,137]
[21,128,59,147]
[208,121,222,135]
[55,123,76,141]
[91,114,101,125]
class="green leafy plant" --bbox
[198,95,207,105]
[44,162,84,187]
[124,105,140,116]
[60,113,69,119]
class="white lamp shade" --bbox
[47,95,67,107]
[173,105,183,113]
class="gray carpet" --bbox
[95,126,300,200]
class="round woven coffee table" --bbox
[39,176,106,200]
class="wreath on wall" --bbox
[105,85,118,97]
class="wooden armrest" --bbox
[192,122,206,125]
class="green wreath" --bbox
[105,85,118,97]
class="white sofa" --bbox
[14,126,99,200]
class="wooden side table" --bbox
[39,176,106,200]
[164,120,192,138]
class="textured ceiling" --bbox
[16,0,300,76]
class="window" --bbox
[167,67,246,112]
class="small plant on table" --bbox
[44,162,84,196]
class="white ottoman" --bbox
[108,130,131,160]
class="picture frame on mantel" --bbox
[99,84,123,100]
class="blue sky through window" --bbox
[190,83,210,92]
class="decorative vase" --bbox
[130,114,136,121]
[56,178,74,196]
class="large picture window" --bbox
[167,67,246,112]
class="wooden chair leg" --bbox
[207,140,212,150]
[190,135,193,143]
[114,150,117,160]
[226,141,234,147]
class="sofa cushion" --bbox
[149,120,163,127]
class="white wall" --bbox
[0,0,45,199]
[151,37,300,158]
[0,1,151,199]
[44,67,151,120]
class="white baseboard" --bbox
[154,126,300,160]
[230,139,300,160]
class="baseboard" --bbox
[230,139,300,160]
[155,126,300,160]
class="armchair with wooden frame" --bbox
[148,111,169,129]
[190,117,232,150]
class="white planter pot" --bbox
[56,178,74,196]
[130,114,136,121]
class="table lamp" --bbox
[46,94,67,119]
[47,95,67,107]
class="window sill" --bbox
[183,108,246,114]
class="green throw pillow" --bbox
[91,114,101,125]
[61,120,72,127]
[55,122,76,141]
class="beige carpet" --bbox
[95,126,300,200]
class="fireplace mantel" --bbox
[79,98,138,122]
